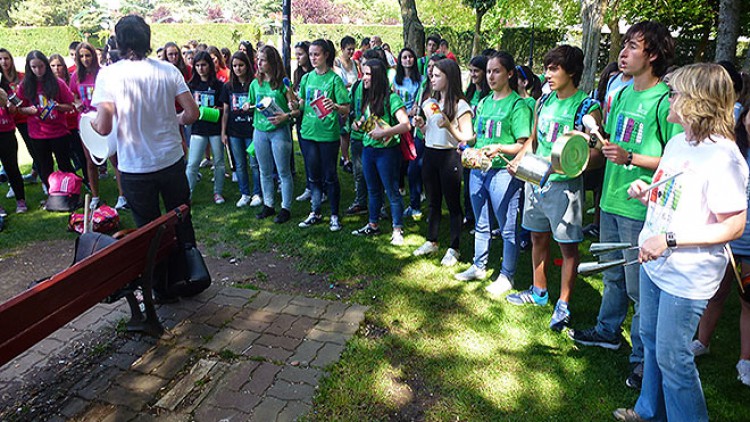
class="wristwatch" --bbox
[666,232,677,248]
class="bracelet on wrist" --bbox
[625,151,633,166]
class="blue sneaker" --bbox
[403,206,423,220]
[550,301,571,332]
[506,286,548,306]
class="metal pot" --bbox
[514,152,552,187]
[551,131,590,178]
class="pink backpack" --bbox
[45,171,82,212]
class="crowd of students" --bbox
[1,15,749,420]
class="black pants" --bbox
[68,129,89,186]
[0,131,25,201]
[16,123,38,174]
[422,147,463,250]
[31,135,75,187]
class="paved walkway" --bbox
[0,285,367,421]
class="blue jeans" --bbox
[635,269,708,422]
[229,136,261,197]
[595,211,644,363]
[299,139,340,216]
[350,139,367,207]
[254,127,293,210]
[406,132,425,210]
[186,134,224,195]
[469,168,522,277]
[362,146,404,228]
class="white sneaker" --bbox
[249,194,262,207]
[6,187,14,198]
[690,339,710,357]
[89,196,100,210]
[236,194,252,207]
[391,230,404,246]
[114,196,128,210]
[329,215,342,232]
[199,158,212,168]
[485,273,514,296]
[454,265,487,281]
[296,189,311,202]
[737,359,750,387]
[413,241,438,256]
[441,248,459,267]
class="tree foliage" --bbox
[11,0,95,26]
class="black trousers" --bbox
[31,134,75,187]
[422,147,463,250]
[0,130,25,201]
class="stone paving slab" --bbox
[0,287,368,421]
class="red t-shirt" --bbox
[16,77,74,139]
[217,67,230,83]
[352,50,363,62]
[446,51,457,62]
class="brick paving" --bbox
[0,285,368,421]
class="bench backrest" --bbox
[0,205,187,367]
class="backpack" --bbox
[45,171,82,212]
[68,205,120,234]
[536,93,598,133]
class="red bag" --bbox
[68,205,120,234]
[399,129,417,161]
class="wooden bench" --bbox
[0,204,190,367]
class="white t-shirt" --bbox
[639,132,749,300]
[91,58,189,173]
[424,99,472,149]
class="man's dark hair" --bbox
[439,39,449,48]
[341,36,356,49]
[623,21,675,78]
[426,34,441,45]
[360,37,370,48]
[115,15,152,60]
[543,45,585,87]
[68,41,80,51]
[363,47,386,65]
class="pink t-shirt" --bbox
[0,105,15,132]
[16,77,74,139]
[70,72,96,114]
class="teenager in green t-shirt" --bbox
[296,39,351,231]
[247,45,296,224]
[349,59,411,245]
[569,21,680,396]
[463,55,491,227]
[454,52,531,290]
[505,45,603,333]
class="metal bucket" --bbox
[514,152,552,187]
[551,131,590,178]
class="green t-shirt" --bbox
[356,93,406,148]
[535,90,601,182]
[298,70,351,142]
[349,81,365,141]
[473,91,532,169]
[247,79,291,132]
[467,89,484,125]
[523,96,536,111]
[600,82,683,221]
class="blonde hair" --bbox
[669,63,735,143]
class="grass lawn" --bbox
[1,145,748,421]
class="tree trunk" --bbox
[694,24,711,62]
[715,0,740,63]
[399,0,425,57]
[472,9,485,58]
[607,15,621,64]
[580,0,608,93]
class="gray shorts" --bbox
[521,177,583,243]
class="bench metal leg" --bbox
[125,225,166,337]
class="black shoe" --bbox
[567,327,622,350]
[256,205,276,219]
[625,363,643,390]
[351,224,381,236]
[274,208,291,224]
[491,228,502,239]
[345,203,367,215]
[343,161,353,174]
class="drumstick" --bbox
[727,245,746,295]
[627,171,684,200]
[582,115,608,146]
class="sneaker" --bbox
[296,189,311,202]
[455,265,487,281]
[231,172,238,183]
[299,212,322,228]
[490,228,502,239]
[274,208,291,224]
[343,161,353,174]
[346,203,367,215]
[352,224,381,236]
[413,241,439,257]
[399,188,406,197]
[441,248,459,267]
[485,273,513,295]
[690,339,710,357]
[390,230,404,246]
[249,194,262,207]
[213,194,225,204]
[6,187,14,198]
[114,196,128,210]
[403,207,423,220]
[737,359,750,387]
[550,301,571,332]
[625,363,644,390]
[0,205,7,218]
[89,196,101,210]
[329,215,342,232]
[236,194,252,207]
[506,286,549,306]
[613,408,646,422]
[583,223,600,238]
[15,200,27,214]
[256,205,276,219]
[22,172,38,184]
[568,327,622,350]
[199,158,212,168]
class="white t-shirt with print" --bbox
[639,132,749,300]
[91,58,189,173]
[424,99,472,149]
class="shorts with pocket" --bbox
[521,177,583,243]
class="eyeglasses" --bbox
[668,86,680,98]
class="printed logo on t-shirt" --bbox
[615,114,645,144]
[78,85,95,111]
[477,116,502,140]
[37,94,57,120]
[194,90,215,107]
[538,119,570,144]
[646,168,682,233]
[230,93,250,123]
